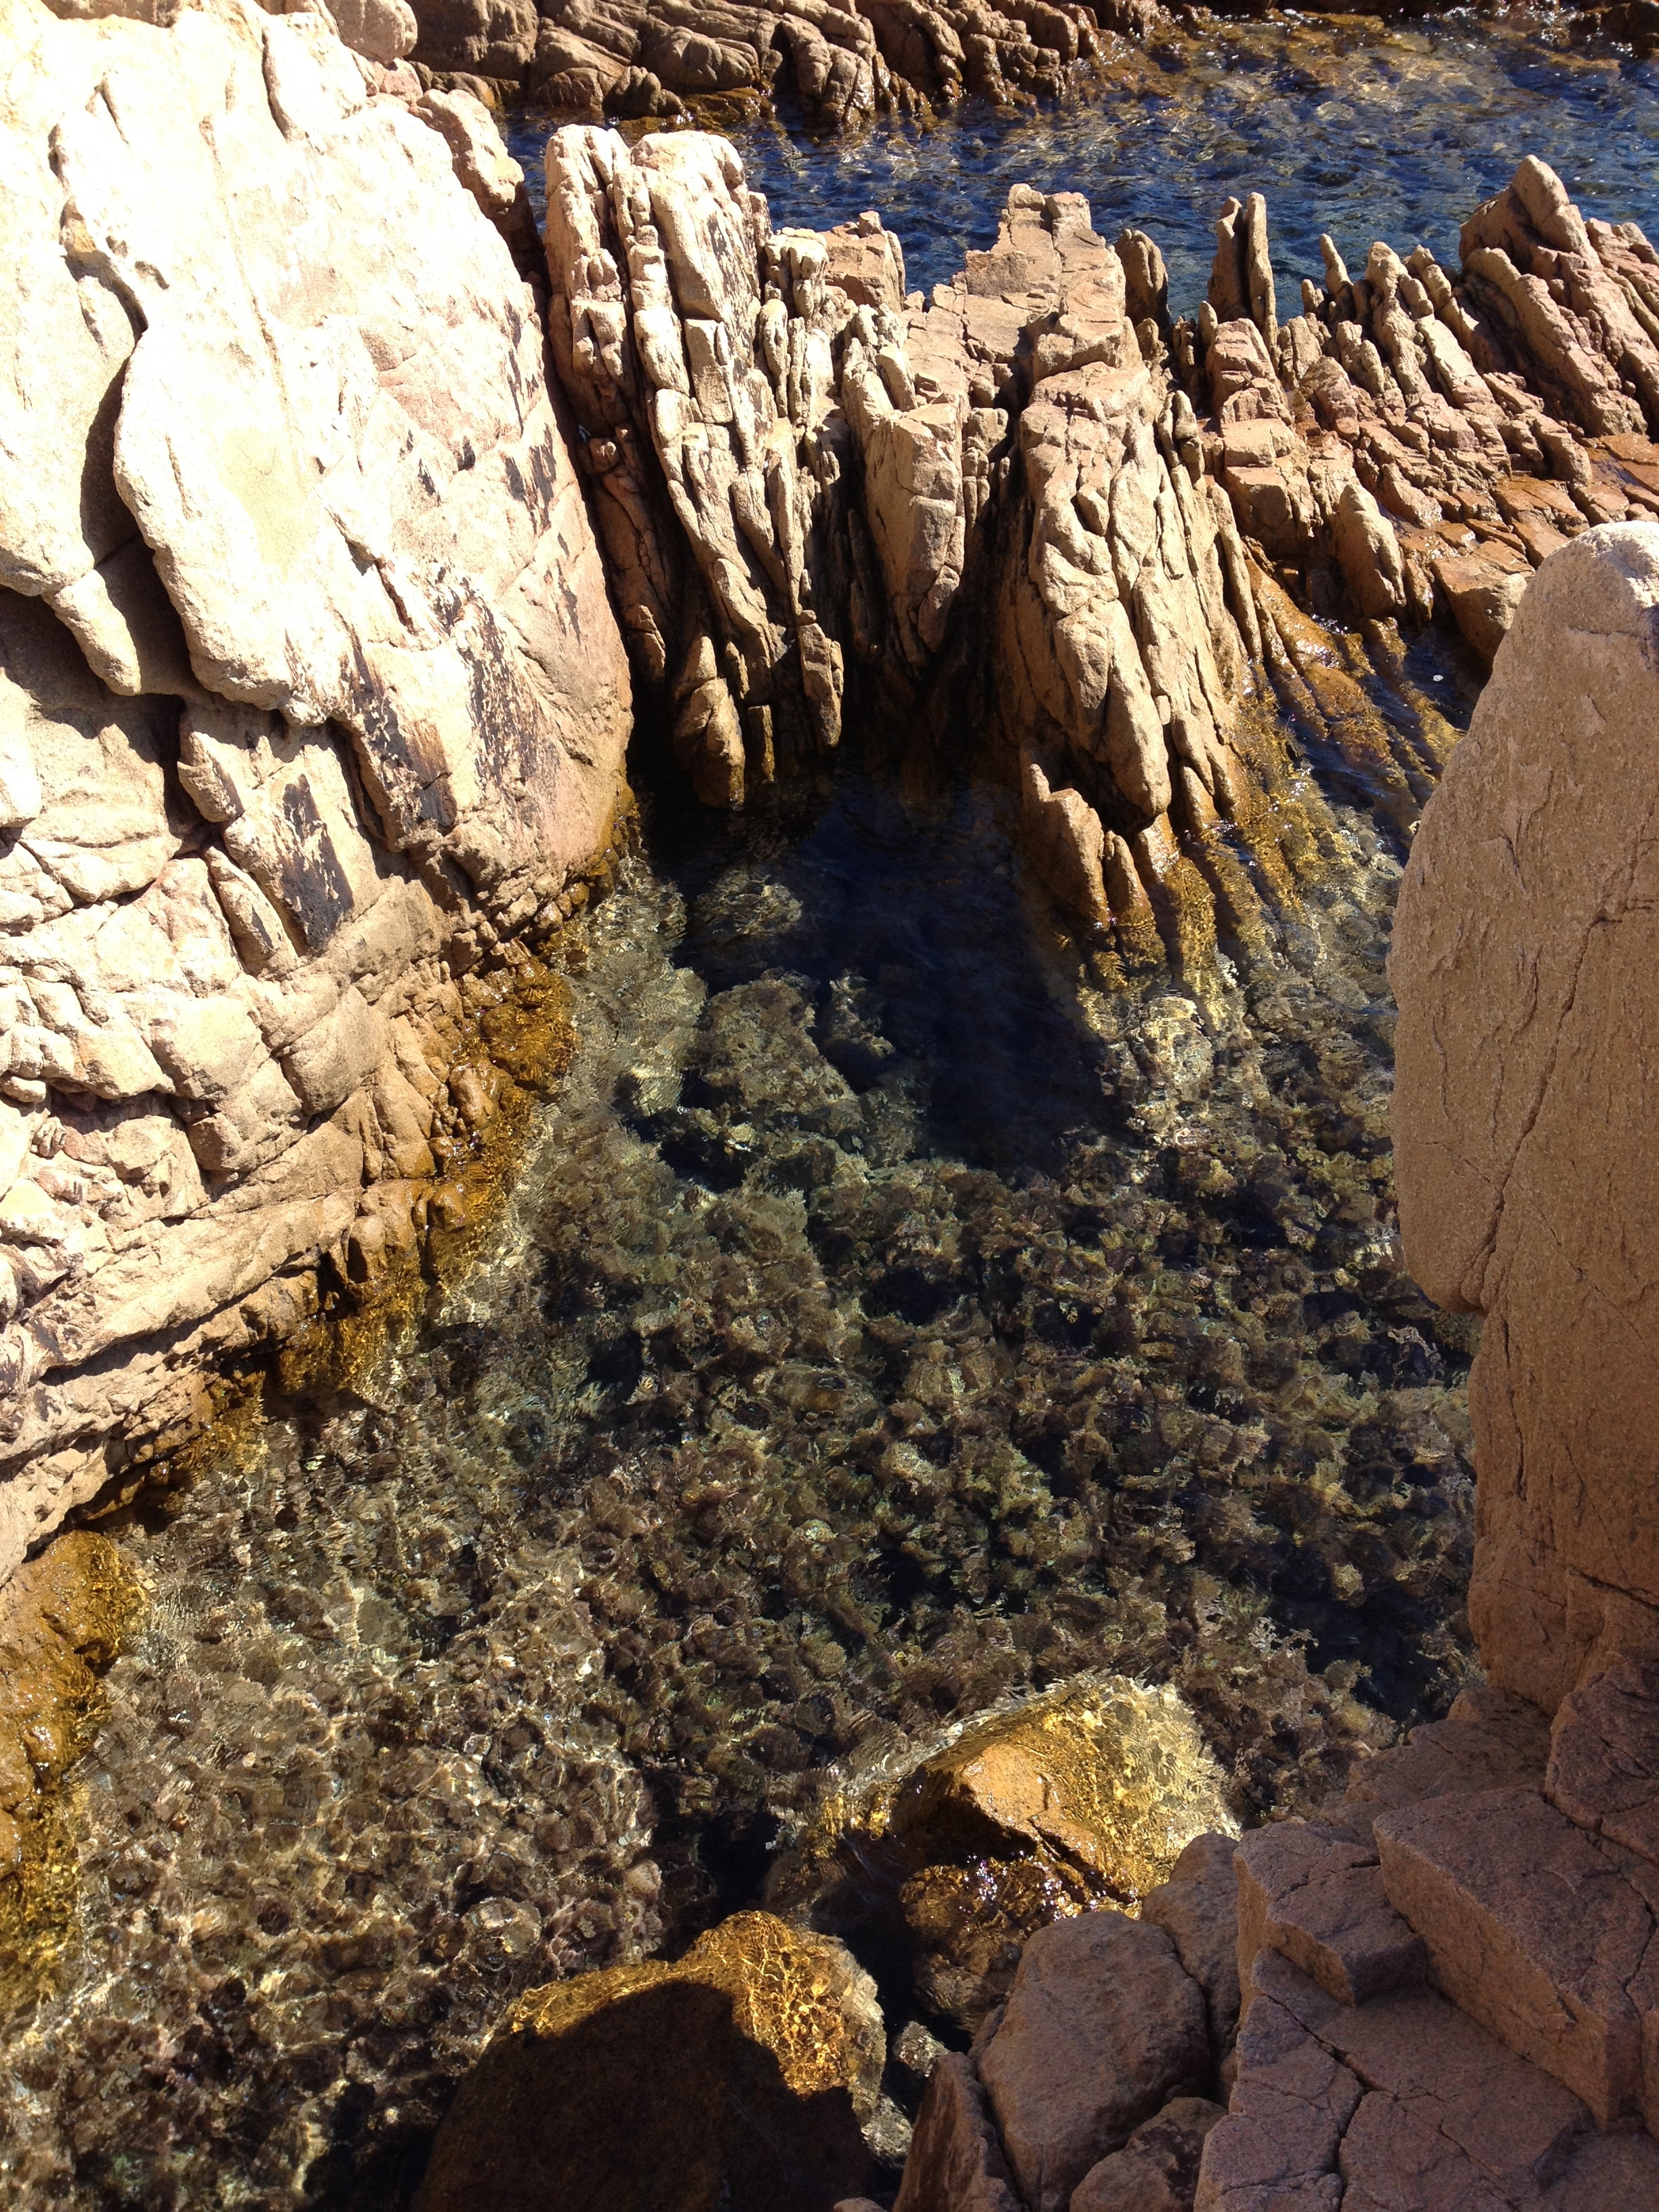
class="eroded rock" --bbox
[0,0,632,1571]
[977,1911,1211,2212]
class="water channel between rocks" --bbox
[9,23,1642,2205]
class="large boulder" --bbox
[414,1910,885,2212]
[1390,523,1659,1711]
[0,0,630,1574]
[976,1912,1211,2212]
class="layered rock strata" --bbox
[0,0,632,1578]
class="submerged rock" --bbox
[415,1908,885,2211]
[893,1677,1236,1903]
[0,1530,144,2007]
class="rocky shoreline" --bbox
[5,0,1659,2205]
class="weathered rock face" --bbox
[414,1909,885,2212]
[0,0,631,1579]
[1390,522,1659,1715]
[536,136,1659,999]
[407,0,1111,128]
[539,133,1314,949]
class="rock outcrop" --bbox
[534,134,1659,987]
[0,0,632,1579]
[407,0,1117,129]
[414,1908,886,2211]
[1391,522,1659,1716]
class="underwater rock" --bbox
[0,0,630,1576]
[783,1675,1237,2031]
[892,1677,1237,1903]
[0,1529,144,2006]
[414,1908,885,2212]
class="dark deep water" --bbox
[9,18,1637,2203]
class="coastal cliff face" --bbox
[0,0,632,1579]
[1391,522,1659,1714]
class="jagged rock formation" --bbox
[407,0,1128,129]
[539,127,1326,947]
[536,133,1659,970]
[1186,157,1659,672]
[0,0,632,1580]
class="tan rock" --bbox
[1373,1784,1658,2127]
[978,1911,1210,2212]
[894,2051,1024,2212]
[1391,522,1659,1708]
[1547,1654,1659,1866]
[1235,1821,1425,2016]
[1143,1830,1242,2057]
[1193,1959,1359,2212]
[415,1910,884,2212]
[1432,546,1532,662]
[1210,1946,1610,2212]
[0,0,631,1582]
[1070,2097,1225,2212]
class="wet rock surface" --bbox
[414,1908,884,2211]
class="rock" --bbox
[892,1677,1237,1908]
[1432,546,1531,662]
[1192,1953,1360,2212]
[1372,1784,1659,2129]
[894,2051,1023,2212]
[0,1530,145,2005]
[1234,1820,1425,2013]
[1070,2097,1226,2212]
[977,1911,1210,2212]
[1547,1654,1659,1864]
[1336,1682,1552,1827]
[1391,523,1659,1711]
[1143,1831,1243,2058]
[0,0,631,1574]
[415,1910,885,2212]
[1199,1946,1633,2212]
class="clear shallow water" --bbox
[0,737,1480,2205]
[510,12,1659,305]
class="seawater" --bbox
[511,10,1659,306]
[11,24,1637,2204]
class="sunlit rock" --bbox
[415,1909,885,2212]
